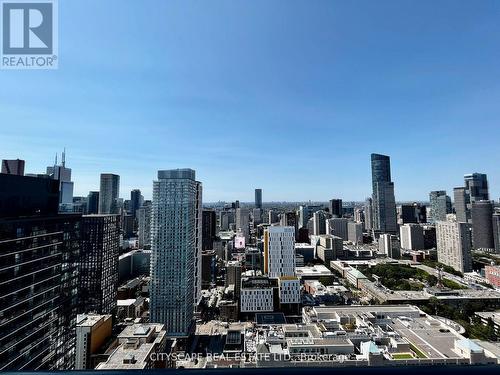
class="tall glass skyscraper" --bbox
[329,199,343,218]
[471,200,494,251]
[371,154,397,234]
[150,169,201,337]
[454,173,489,223]
[429,190,449,223]
[465,173,489,202]
[255,188,262,209]
[98,173,120,214]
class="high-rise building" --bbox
[79,214,120,314]
[202,209,217,250]
[47,151,74,212]
[201,250,216,289]
[137,200,152,249]
[280,211,296,227]
[429,191,449,223]
[72,196,88,214]
[348,222,363,245]
[235,207,250,241]
[493,212,500,253]
[150,169,201,337]
[252,208,263,226]
[378,234,400,258]
[130,189,143,218]
[399,224,425,250]
[255,188,262,209]
[454,173,489,224]
[371,153,397,234]
[263,226,300,311]
[436,221,472,273]
[1,158,25,175]
[327,217,348,241]
[471,201,494,251]
[354,208,364,225]
[0,174,81,370]
[99,174,120,214]
[194,181,203,305]
[454,187,469,223]
[268,210,279,224]
[225,260,242,297]
[312,210,327,235]
[364,197,373,231]
[264,226,296,278]
[87,191,100,214]
[298,205,322,229]
[329,199,343,218]
[219,210,234,231]
[423,225,437,250]
[399,203,426,224]
[465,173,489,203]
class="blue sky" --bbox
[1,0,500,202]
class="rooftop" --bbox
[76,314,112,327]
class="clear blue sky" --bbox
[1,0,499,202]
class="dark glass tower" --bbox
[371,154,397,234]
[98,173,120,214]
[202,209,217,251]
[454,173,489,224]
[0,174,80,370]
[130,189,142,218]
[471,201,494,250]
[78,214,120,314]
[87,191,99,214]
[255,188,262,209]
[329,199,343,218]
[493,212,500,253]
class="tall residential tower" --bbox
[150,169,201,337]
[371,154,397,234]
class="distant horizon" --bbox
[11,152,497,203]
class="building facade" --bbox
[87,191,99,215]
[255,188,262,209]
[429,190,449,223]
[79,214,120,314]
[436,221,472,273]
[471,201,494,251]
[98,174,120,214]
[347,222,363,245]
[371,153,397,234]
[400,224,425,251]
[150,169,200,337]
[327,218,348,241]
[329,199,343,218]
[0,174,81,370]
[202,209,217,251]
[264,226,296,278]
[137,200,152,249]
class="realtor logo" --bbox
[1,0,58,69]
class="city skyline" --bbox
[3,0,500,371]
[7,152,499,203]
[1,0,500,201]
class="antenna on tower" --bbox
[62,148,66,168]
[54,152,58,167]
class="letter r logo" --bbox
[2,2,53,54]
